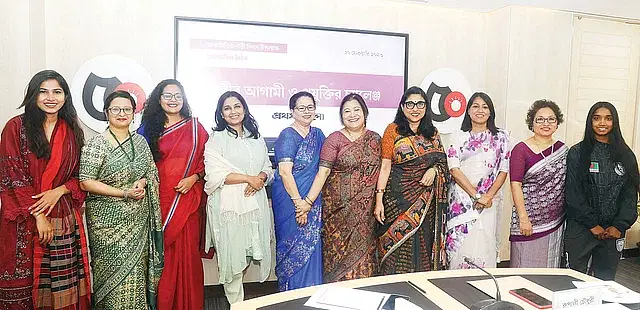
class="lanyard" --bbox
[108,128,135,165]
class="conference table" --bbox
[232,268,639,310]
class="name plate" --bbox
[552,287,602,309]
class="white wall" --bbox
[484,7,575,260]
[0,1,34,118]
[1,0,488,129]
[421,0,640,20]
[1,0,638,282]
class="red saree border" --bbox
[32,120,66,307]
[162,118,199,231]
[159,117,190,138]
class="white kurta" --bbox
[203,130,274,287]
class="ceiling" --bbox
[406,0,640,20]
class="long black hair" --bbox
[19,70,85,159]
[460,92,499,135]
[140,79,192,161]
[579,101,639,188]
[214,91,260,139]
[393,86,437,139]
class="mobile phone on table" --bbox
[509,288,552,309]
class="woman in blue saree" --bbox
[272,91,325,291]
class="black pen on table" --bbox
[407,280,426,294]
[376,296,385,310]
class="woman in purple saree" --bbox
[509,100,568,268]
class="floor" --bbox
[615,257,640,292]
[204,255,640,310]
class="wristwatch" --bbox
[471,193,482,202]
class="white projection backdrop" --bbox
[175,17,408,145]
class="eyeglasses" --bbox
[295,105,316,112]
[107,107,134,115]
[161,93,183,101]
[403,101,426,109]
[535,117,557,124]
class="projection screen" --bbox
[175,17,408,148]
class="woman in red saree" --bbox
[0,70,90,309]
[138,79,208,310]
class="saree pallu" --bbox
[139,118,208,310]
[272,127,324,291]
[509,143,568,268]
[377,134,449,275]
[320,131,380,282]
[0,115,90,310]
[79,134,163,310]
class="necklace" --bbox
[533,137,554,168]
[108,128,136,181]
[469,129,488,143]
[343,128,364,142]
[164,115,185,128]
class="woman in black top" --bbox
[564,101,639,280]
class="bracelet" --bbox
[304,197,313,204]
[375,189,385,193]
[123,189,129,200]
[291,197,301,201]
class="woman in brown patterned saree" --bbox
[305,94,381,282]
[374,86,449,275]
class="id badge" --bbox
[589,161,599,173]
[616,238,625,252]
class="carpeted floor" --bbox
[204,255,640,310]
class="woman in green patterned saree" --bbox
[79,91,164,309]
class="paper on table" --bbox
[304,286,389,310]
[467,276,554,309]
[564,302,628,310]
[572,281,640,304]
[394,298,423,310]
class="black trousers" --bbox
[564,219,622,281]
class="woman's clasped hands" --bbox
[125,178,147,200]
[295,199,312,226]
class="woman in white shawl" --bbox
[203,91,274,304]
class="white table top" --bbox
[232,268,599,310]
